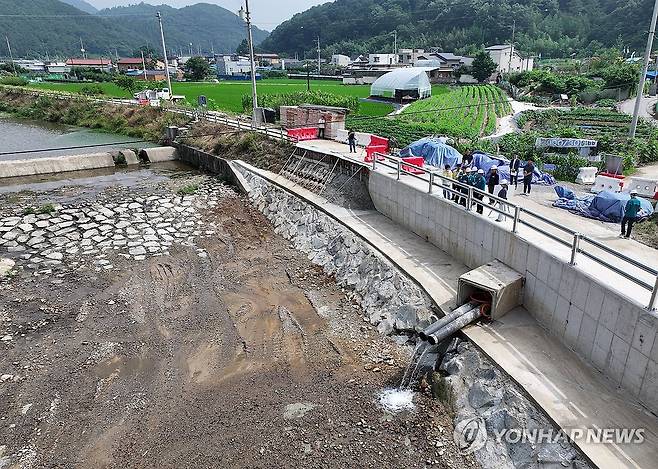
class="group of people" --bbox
[439,156,541,221]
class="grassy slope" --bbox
[29,79,393,117]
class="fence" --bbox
[367,152,658,311]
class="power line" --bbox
[0,140,146,157]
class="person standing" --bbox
[458,167,471,207]
[621,190,642,239]
[348,130,357,153]
[487,165,500,203]
[474,169,486,214]
[442,164,454,199]
[318,116,326,139]
[495,179,509,222]
[523,159,535,196]
[509,156,521,189]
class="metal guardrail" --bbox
[368,152,658,311]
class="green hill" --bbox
[60,0,97,14]
[0,0,269,59]
[260,0,655,59]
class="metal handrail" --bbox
[369,151,658,309]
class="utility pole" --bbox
[5,36,16,75]
[317,36,321,75]
[393,30,398,56]
[630,0,658,138]
[508,19,516,73]
[156,11,173,98]
[80,37,86,59]
[239,0,259,127]
[141,50,147,80]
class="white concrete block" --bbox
[482,224,494,253]
[524,273,537,310]
[615,305,640,344]
[570,276,591,312]
[591,345,610,371]
[577,314,598,359]
[536,251,551,284]
[565,304,585,346]
[607,351,627,385]
[599,292,621,331]
[526,246,540,276]
[553,295,570,335]
[639,361,658,414]
[558,266,576,303]
[621,348,649,395]
[632,315,657,358]
[584,283,605,321]
[510,240,529,275]
[547,258,563,291]
[540,288,558,327]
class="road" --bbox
[619,95,658,122]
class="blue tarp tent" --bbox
[588,191,654,222]
[400,138,463,168]
[553,187,654,222]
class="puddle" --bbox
[378,388,416,413]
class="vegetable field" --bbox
[348,85,512,146]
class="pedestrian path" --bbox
[237,161,658,468]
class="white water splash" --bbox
[378,388,415,413]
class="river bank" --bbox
[0,86,188,143]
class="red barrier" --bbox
[599,172,625,180]
[286,127,318,142]
[369,135,389,151]
[402,157,425,174]
[365,146,388,162]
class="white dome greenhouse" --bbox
[370,68,433,101]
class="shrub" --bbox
[79,84,105,96]
[178,184,199,195]
[242,90,360,114]
[0,76,28,86]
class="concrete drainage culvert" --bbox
[240,167,593,469]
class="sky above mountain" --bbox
[85,0,332,29]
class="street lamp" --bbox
[239,1,259,127]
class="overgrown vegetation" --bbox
[178,184,199,196]
[0,86,188,142]
[23,203,56,215]
[242,90,361,114]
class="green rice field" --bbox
[28,79,393,117]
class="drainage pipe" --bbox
[425,306,483,345]
[418,301,479,342]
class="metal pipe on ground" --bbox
[425,306,483,345]
[418,301,479,342]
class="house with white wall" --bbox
[331,54,351,67]
[485,45,534,74]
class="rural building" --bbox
[370,68,432,102]
[398,48,428,65]
[216,55,253,76]
[126,70,167,81]
[13,60,46,73]
[485,45,534,73]
[46,62,71,74]
[331,54,351,67]
[66,58,113,73]
[255,53,280,67]
[117,58,145,71]
[368,53,399,66]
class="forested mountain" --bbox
[260,0,655,59]
[0,0,269,59]
[59,0,98,14]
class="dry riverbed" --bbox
[0,172,476,468]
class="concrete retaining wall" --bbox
[140,146,178,163]
[368,171,658,415]
[0,153,116,178]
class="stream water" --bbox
[0,115,156,160]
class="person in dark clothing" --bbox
[523,159,535,195]
[495,180,509,222]
[509,156,521,189]
[348,130,357,153]
[487,165,500,203]
[621,190,642,238]
[473,169,486,214]
[318,117,326,139]
[452,164,463,202]
[457,167,471,207]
